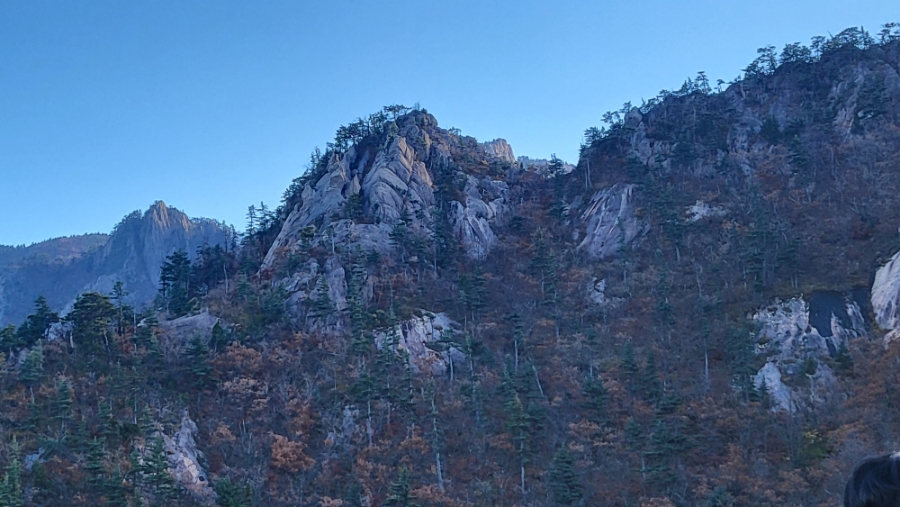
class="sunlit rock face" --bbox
[260,110,525,335]
[0,202,228,326]
[376,311,465,376]
[753,292,867,412]
[163,412,215,502]
[577,183,645,259]
[872,249,900,330]
[449,175,509,261]
[482,138,517,165]
[263,111,516,274]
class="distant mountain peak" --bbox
[0,202,229,326]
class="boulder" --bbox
[158,310,220,342]
[685,200,726,222]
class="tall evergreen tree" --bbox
[66,292,117,356]
[383,467,418,507]
[0,437,23,507]
[214,478,253,507]
[159,250,194,317]
[185,335,213,388]
[548,447,583,505]
[310,276,335,318]
[143,435,176,503]
[19,344,43,392]
[85,437,107,496]
[16,296,59,348]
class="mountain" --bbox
[2,25,900,507]
[0,201,229,325]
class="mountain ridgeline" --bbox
[0,201,230,326]
[1,24,900,507]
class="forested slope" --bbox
[0,24,899,507]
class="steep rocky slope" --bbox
[5,28,900,507]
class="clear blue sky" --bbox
[1,0,896,246]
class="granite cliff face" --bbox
[0,201,228,325]
[89,201,229,307]
[261,111,523,329]
[263,112,517,271]
[753,293,867,411]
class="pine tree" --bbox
[85,437,107,496]
[505,393,530,499]
[383,467,418,507]
[429,202,457,270]
[245,205,257,236]
[214,478,253,507]
[343,480,364,507]
[582,374,608,422]
[835,340,854,376]
[0,326,20,353]
[159,250,193,317]
[209,321,229,353]
[640,352,664,403]
[347,260,370,357]
[621,341,640,387]
[66,292,117,356]
[51,377,73,434]
[19,344,43,391]
[144,435,175,502]
[16,296,59,348]
[99,400,120,445]
[0,437,23,507]
[111,281,132,335]
[506,312,526,373]
[548,447,583,505]
[310,277,336,318]
[185,335,213,388]
[531,230,557,298]
[105,468,130,507]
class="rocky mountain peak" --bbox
[262,109,517,275]
[482,138,517,164]
[0,202,229,325]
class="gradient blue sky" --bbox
[1,1,896,246]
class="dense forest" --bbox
[1,24,900,507]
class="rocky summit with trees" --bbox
[0,23,900,507]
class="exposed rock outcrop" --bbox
[261,111,522,331]
[376,311,464,375]
[158,310,220,342]
[753,293,866,412]
[163,412,215,502]
[263,111,513,274]
[577,183,645,258]
[449,175,509,260]
[872,248,900,331]
[482,139,517,164]
[361,134,436,226]
[685,200,726,222]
